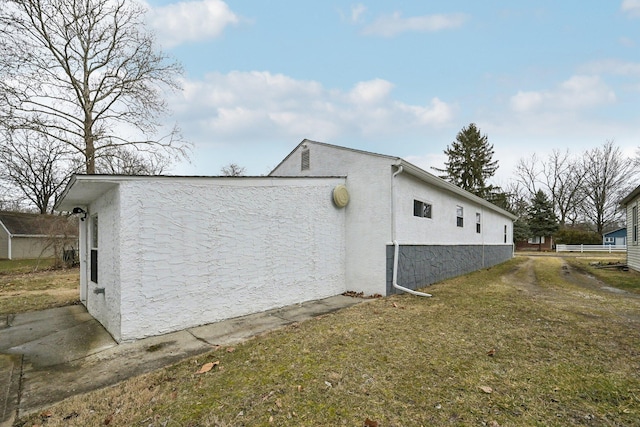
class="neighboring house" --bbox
[602,228,626,246]
[55,140,517,342]
[515,236,554,251]
[0,211,78,260]
[621,186,640,272]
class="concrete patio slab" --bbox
[0,295,364,426]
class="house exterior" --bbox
[602,228,626,246]
[55,140,516,342]
[0,211,77,260]
[515,236,554,252]
[621,186,640,272]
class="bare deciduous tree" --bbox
[0,0,189,174]
[515,150,585,226]
[581,140,636,236]
[221,163,246,177]
[0,130,77,213]
[96,147,172,175]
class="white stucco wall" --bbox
[394,173,513,245]
[271,142,394,296]
[86,187,122,341]
[114,177,346,341]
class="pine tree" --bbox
[527,190,559,251]
[434,123,499,199]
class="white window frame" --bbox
[633,204,638,245]
[90,214,98,284]
[456,206,464,227]
[413,199,432,219]
[528,236,545,244]
[476,212,481,234]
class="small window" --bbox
[456,206,463,227]
[633,205,638,244]
[604,237,614,243]
[476,213,481,234]
[528,236,545,244]
[413,200,432,219]
[90,215,98,284]
[504,225,507,243]
[301,149,310,171]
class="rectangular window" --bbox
[413,199,432,219]
[476,213,481,233]
[456,206,463,227]
[504,225,507,243]
[604,237,614,244]
[301,149,310,171]
[90,215,98,284]
[528,236,545,244]
[633,205,638,244]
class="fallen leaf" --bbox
[269,415,274,422]
[297,385,302,392]
[392,302,398,308]
[196,361,219,374]
[40,411,52,418]
[104,413,113,425]
[487,348,496,357]
[479,386,493,394]
[364,418,379,427]
[275,398,282,408]
[324,381,332,388]
[226,347,235,353]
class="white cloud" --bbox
[510,75,616,113]
[621,0,640,16]
[349,79,394,104]
[619,36,636,47]
[171,71,454,143]
[351,4,367,23]
[146,0,239,48]
[362,12,467,37]
[580,59,640,76]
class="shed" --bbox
[602,227,626,246]
[0,211,78,260]
[56,140,516,342]
[621,185,640,271]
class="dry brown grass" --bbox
[0,261,79,315]
[16,256,640,427]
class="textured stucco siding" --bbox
[627,198,640,272]
[86,188,122,341]
[386,244,513,294]
[116,178,347,341]
[394,173,513,245]
[271,143,393,295]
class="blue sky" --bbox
[143,0,640,183]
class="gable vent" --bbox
[301,149,310,171]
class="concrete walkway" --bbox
[0,295,362,426]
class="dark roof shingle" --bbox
[0,211,78,237]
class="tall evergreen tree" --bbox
[434,123,499,199]
[527,190,559,251]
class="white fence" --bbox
[556,244,627,253]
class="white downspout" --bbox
[391,165,432,297]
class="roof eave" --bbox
[620,184,640,207]
[397,159,518,221]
